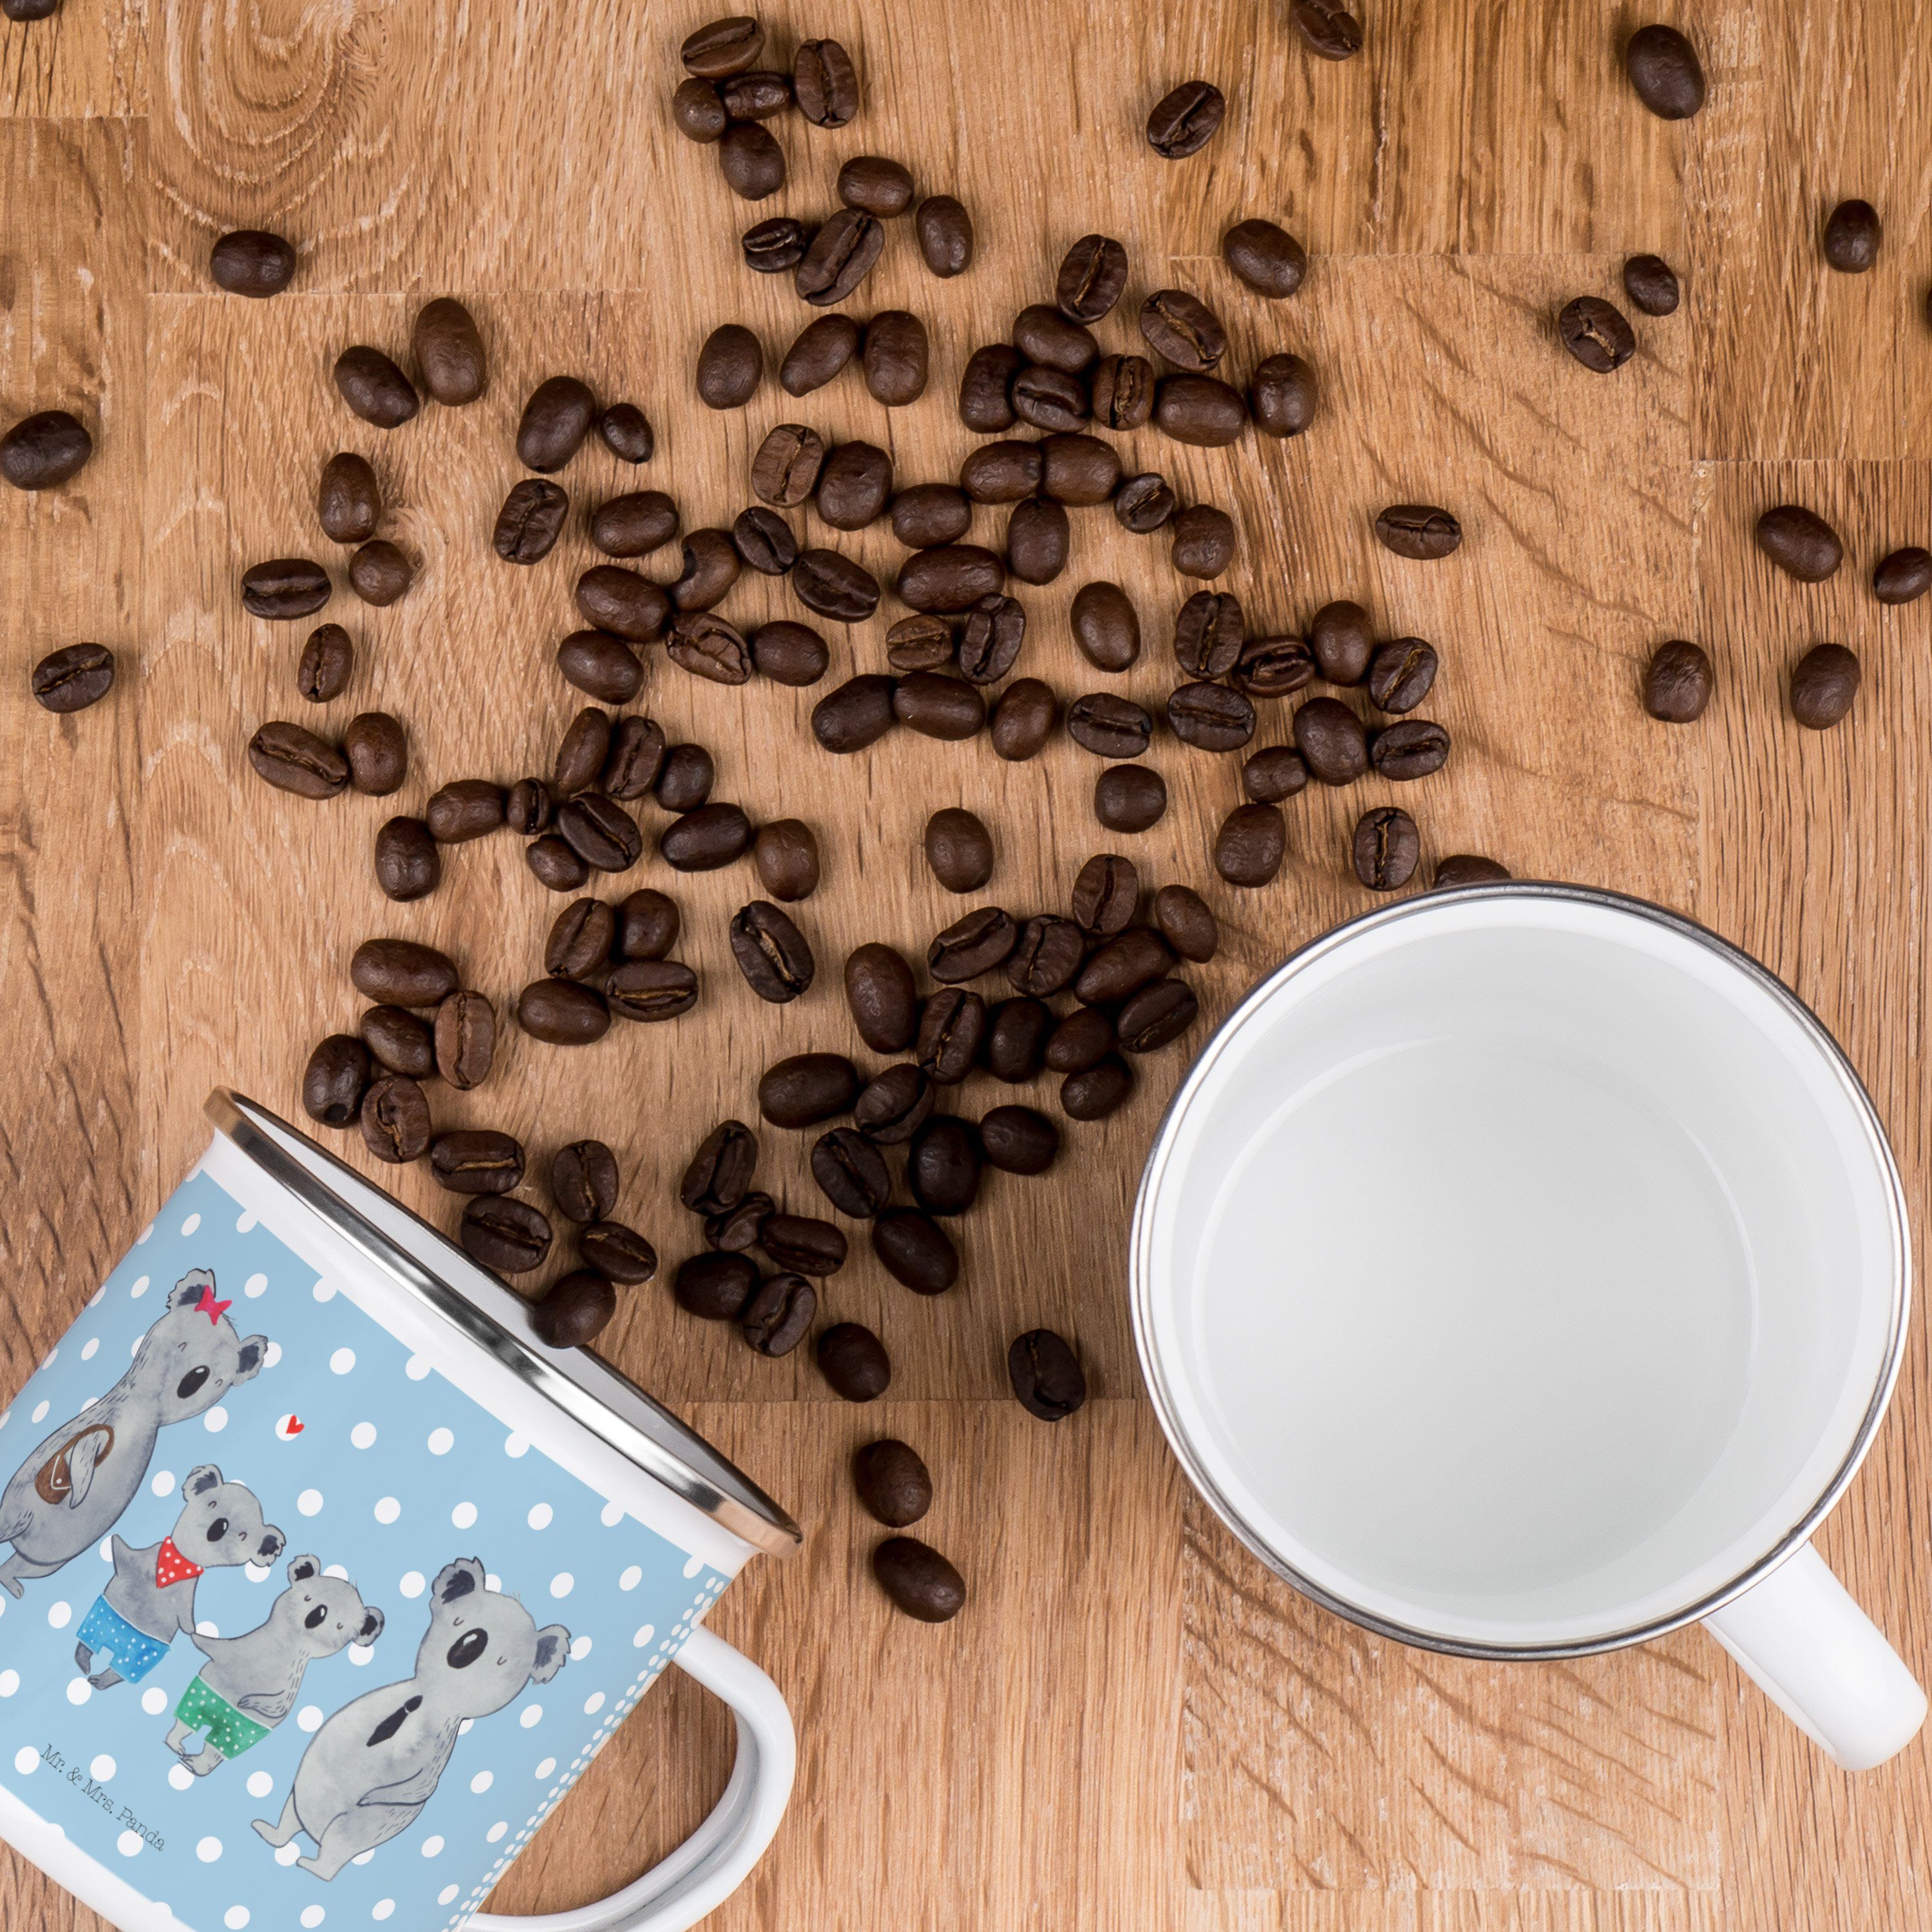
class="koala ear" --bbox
[231,1336,269,1383]
[186,1464,222,1497]
[531,1626,571,1683]
[359,1606,386,1643]
[169,1270,217,1312]
[432,1558,486,1605]
[257,1528,285,1562]
[287,1555,320,1584]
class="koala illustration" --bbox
[0,1270,269,1600]
[73,1464,285,1689]
[254,1557,569,1880]
[166,1554,384,1777]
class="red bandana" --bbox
[154,1537,204,1589]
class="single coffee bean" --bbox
[1068,582,1141,674]
[887,615,955,674]
[1168,681,1256,752]
[607,958,699,1022]
[696,323,762,409]
[889,485,970,551]
[817,1323,890,1402]
[1435,854,1512,887]
[1056,234,1129,323]
[759,1053,861,1128]
[793,548,881,622]
[795,208,884,305]
[526,836,590,893]
[317,451,380,545]
[1118,977,1200,1053]
[1171,591,1242,677]
[1232,633,1315,700]
[30,642,114,713]
[556,630,643,705]
[1558,296,1636,374]
[813,674,898,752]
[1005,497,1070,585]
[1375,504,1461,559]
[598,402,654,462]
[1756,504,1842,582]
[1090,354,1155,431]
[817,440,895,531]
[929,907,1019,983]
[707,1191,773,1251]
[249,721,348,798]
[984,998,1053,1082]
[1293,696,1369,783]
[653,743,712,812]
[1005,916,1085,997]
[1155,884,1219,962]
[580,1220,658,1285]
[838,154,915,219]
[719,67,791,117]
[1008,1329,1087,1420]
[980,1104,1059,1174]
[1146,79,1226,158]
[669,528,742,611]
[873,1536,966,1622]
[1367,638,1438,713]
[909,1116,981,1217]
[1140,289,1226,373]
[1624,254,1681,316]
[435,990,495,1089]
[752,621,830,686]
[659,801,752,871]
[675,1251,759,1322]
[1154,374,1247,446]
[960,441,1043,506]
[360,1074,431,1164]
[1305,601,1371,683]
[760,1213,847,1278]
[424,779,505,842]
[554,707,613,797]
[360,1003,435,1078]
[556,791,643,873]
[297,623,354,702]
[990,679,1057,761]
[1047,430,1127,502]
[873,1208,959,1294]
[0,408,90,490]
[853,1440,932,1527]
[753,427,829,511]
[812,1128,892,1217]
[751,820,819,903]
[731,901,815,1003]
[1643,641,1714,722]
[1171,505,1236,580]
[1067,692,1153,758]
[1010,363,1090,433]
[616,889,679,962]
[1875,547,1932,605]
[717,119,786,200]
[1354,806,1420,889]
[793,37,860,125]
[518,375,597,472]
[545,898,616,978]
[1071,853,1139,936]
[958,343,1025,432]
[589,490,677,559]
[1061,1054,1135,1121]
[1370,719,1450,781]
[917,988,986,1084]
[516,977,610,1045]
[681,14,762,76]
[1244,744,1311,804]
[374,816,439,901]
[303,1035,370,1128]
[242,556,331,620]
[1790,644,1861,729]
[352,936,458,1008]
[533,1271,618,1349]
[1014,304,1099,374]
[348,539,412,606]
[428,1130,524,1196]
[1250,353,1319,437]
[1045,1005,1115,1075]
[743,214,809,272]
[673,75,728,140]
[915,196,974,277]
[209,228,296,297]
[493,478,569,564]
[895,670,985,740]
[855,1063,936,1144]
[1625,23,1705,116]
[679,1122,757,1220]
[1094,763,1168,833]
[576,565,669,641]
[741,1273,816,1356]
[846,943,920,1051]
[1075,928,1173,1006]
[1215,802,1288,887]
[411,295,486,403]
[668,611,753,685]
[332,348,418,430]
[861,311,929,406]
[1222,217,1307,297]
[958,595,1027,683]
[553,1141,620,1224]
[460,1196,553,1274]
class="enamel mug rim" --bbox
[1130,880,1912,1665]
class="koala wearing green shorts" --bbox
[166,1553,384,1777]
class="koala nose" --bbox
[446,1627,489,1670]
[176,1365,211,1401]
[259,1531,285,1560]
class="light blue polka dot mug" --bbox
[0,1091,800,1932]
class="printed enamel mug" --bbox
[0,1090,800,1931]
[1133,882,1927,1770]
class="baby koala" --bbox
[166,1554,384,1777]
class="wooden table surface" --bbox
[5,0,1931,1925]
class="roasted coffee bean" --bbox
[696,324,762,410]
[298,623,354,702]
[958,594,1027,683]
[1090,354,1155,430]
[980,1103,1059,1174]
[886,616,956,674]
[554,707,613,796]
[1094,763,1168,832]
[679,1122,757,1220]
[303,1035,370,1128]
[731,901,815,1002]
[909,1116,981,1217]
[533,1271,617,1347]
[1045,1005,1115,1075]
[1147,79,1225,158]
[1005,916,1085,997]
[674,75,728,141]
[493,478,568,564]
[749,819,819,903]
[429,1130,525,1196]
[1293,696,1368,783]
[1005,496,1070,585]
[1075,928,1173,1006]
[1008,1329,1087,1420]
[1222,216,1307,297]
[317,452,381,545]
[1232,633,1314,700]
[1375,504,1461,560]
[1790,644,1861,729]
[958,343,1025,432]
[1061,1054,1134,1120]
[681,14,761,76]
[516,977,610,1045]
[668,611,753,685]
[1014,304,1099,374]
[719,67,791,117]
[589,489,678,558]
[598,402,654,462]
[863,311,929,406]
[576,564,670,640]
[984,997,1053,1082]
[853,1440,931,1526]
[917,988,987,1084]
[741,1273,815,1356]
[676,1251,759,1322]
[813,674,898,752]
[579,1220,658,1285]
[435,990,496,1089]
[761,1213,848,1277]
[360,1074,431,1164]
[460,1196,553,1274]
[615,889,679,962]
[1155,884,1219,962]
[1011,365,1090,433]
[1215,802,1288,887]
[1557,296,1636,374]
[670,528,743,611]
[1756,504,1842,582]
[424,779,505,843]
[838,154,915,219]
[929,906,1020,983]
[753,422,828,504]
[752,621,830,686]
[795,208,883,304]
[412,296,486,404]
[360,1003,435,1078]
[1070,581,1141,673]
[526,835,590,893]
[813,1127,892,1217]
[1056,234,1129,323]
[1067,692,1153,758]
[759,1052,861,1128]
[1171,504,1236,579]
[792,547,881,621]
[818,1322,889,1401]
[553,1141,620,1224]
[1875,547,1932,605]
[895,670,986,740]
[1243,744,1310,804]
[607,959,699,1021]
[1141,289,1226,373]
[659,801,753,871]
[1251,353,1319,437]
[249,721,348,798]
[990,678,1057,761]
[1435,853,1512,887]
[846,942,920,1051]
[743,214,809,272]
[1155,374,1247,446]
[1626,23,1705,117]
[960,440,1043,505]
[1367,638,1438,714]
[1070,853,1137,936]
[209,228,296,298]
[242,557,331,620]
[817,440,894,530]
[873,1535,966,1621]
[1309,601,1373,683]
[1168,681,1256,752]
[30,642,115,713]
[347,538,412,607]
[0,408,89,491]
[556,791,643,872]
[1172,591,1242,677]
[556,629,643,705]
[333,348,419,430]
[1117,977,1199,1052]
[793,37,860,124]
[916,195,974,277]
[707,1191,773,1251]
[717,119,786,200]
[643,743,705,811]
[518,375,597,471]
[887,485,969,551]
[1642,640,1713,723]
[352,937,459,1009]
[1354,806,1420,889]
[1623,254,1681,316]
[545,898,616,978]
[873,1208,959,1294]
[374,816,439,901]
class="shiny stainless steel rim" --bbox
[1128,881,1912,1661]
[207,1090,802,1559]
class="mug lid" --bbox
[206,1089,802,1558]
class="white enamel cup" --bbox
[1132,882,1926,1769]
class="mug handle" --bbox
[1702,1542,1926,1770]
[471,1625,795,1932]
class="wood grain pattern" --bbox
[2,1,1929,1927]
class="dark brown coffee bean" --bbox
[669,529,742,612]
[1790,644,1861,729]
[929,907,1019,983]
[873,1535,967,1620]
[435,990,495,1089]
[1066,582,1138,674]
[1229,633,1312,701]
[958,594,1027,683]
[1251,354,1319,437]
[760,1052,861,1128]
[1874,545,1932,604]
[1147,79,1226,158]
[1215,802,1288,887]
[795,208,883,304]
[526,835,589,893]
[717,119,786,200]
[360,1074,431,1164]
[0,407,86,490]
[1014,304,1099,374]
[374,816,439,902]
[1068,853,1135,936]
[792,548,880,621]
[707,1191,774,1251]
[895,670,986,740]
[793,36,859,124]
[516,977,610,1045]
[242,557,331,620]
[488,477,566,565]
[1367,638,1439,714]
[812,1128,892,1217]
[1375,504,1462,560]
[676,1251,759,1322]
[1171,505,1236,580]
[360,1004,435,1078]
[1045,1005,1115,1076]
[553,707,612,797]
[429,1129,524,1196]
[846,943,920,1050]
[886,615,955,675]
[1047,439,1125,516]
[30,642,114,713]
[598,402,653,462]
[917,989,986,1084]
[588,490,677,560]
[886,485,967,550]
[1001,916,1083,998]
[1294,696,1370,783]
[676,1122,754,1220]
[1627,23,1704,117]
[1067,692,1153,758]
[1300,603,1369,686]
[731,900,815,1002]
[1623,254,1681,316]
[1118,978,1200,1053]
[556,791,643,873]
[696,324,762,411]
[1094,763,1167,832]
[1008,1329,1087,1419]
[739,1273,815,1356]
[1075,928,1173,1007]
[860,310,929,406]
[1353,806,1420,889]
[743,216,810,274]
[1222,218,1307,296]
[1140,289,1226,372]
[752,621,830,686]
[460,1196,553,1274]
[1434,854,1512,888]
[812,675,898,752]
[984,998,1053,1082]
[550,1140,620,1224]
[1004,497,1070,585]
[760,1213,848,1278]
[554,629,642,705]
[518,375,597,472]
[1171,591,1241,677]
[960,441,1043,505]
[873,1208,958,1294]
[576,564,670,641]
[248,721,347,799]
[681,13,761,75]
[749,820,819,903]
[296,623,353,703]
[990,678,1057,761]
[411,296,486,404]
[533,1271,617,1348]
[607,958,699,1021]
[1557,296,1636,374]
[1056,234,1129,323]
[674,75,728,141]
[1061,1054,1135,1120]
[207,227,296,298]
[1168,681,1256,752]
[347,538,412,607]
[303,1035,370,1128]
[1010,365,1090,434]
[1155,884,1219,963]
[1241,744,1309,805]
[1155,374,1248,446]
[749,430,824,515]
[838,154,914,218]
[915,195,974,276]
[719,67,791,117]
[1642,641,1713,723]
[908,1115,981,1217]
[545,898,615,978]
[316,452,379,546]
[818,1322,889,1401]
[817,440,894,530]
[659,802,752,871]
[1090,356,1155,433]
[1756,504,1842,582]
[654,743,713,811]
[855,1064,936,1145]
[614,889,678,963]
[580,1220,658,1285]
[424,779,505,843]
[853,1440,931,1526]
[351,936,458,1008]
[980,1104,1058,1175]
[958,343,1025,432]
[333,347,418,430]
[668,611,753,685]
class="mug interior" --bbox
[1135,889,1906,1651]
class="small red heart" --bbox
[284,1416,305,1436]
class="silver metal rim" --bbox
[1128,881,1912,1661]
[207,1090,802,1559]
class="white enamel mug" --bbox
[1132,882,1926,1770]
